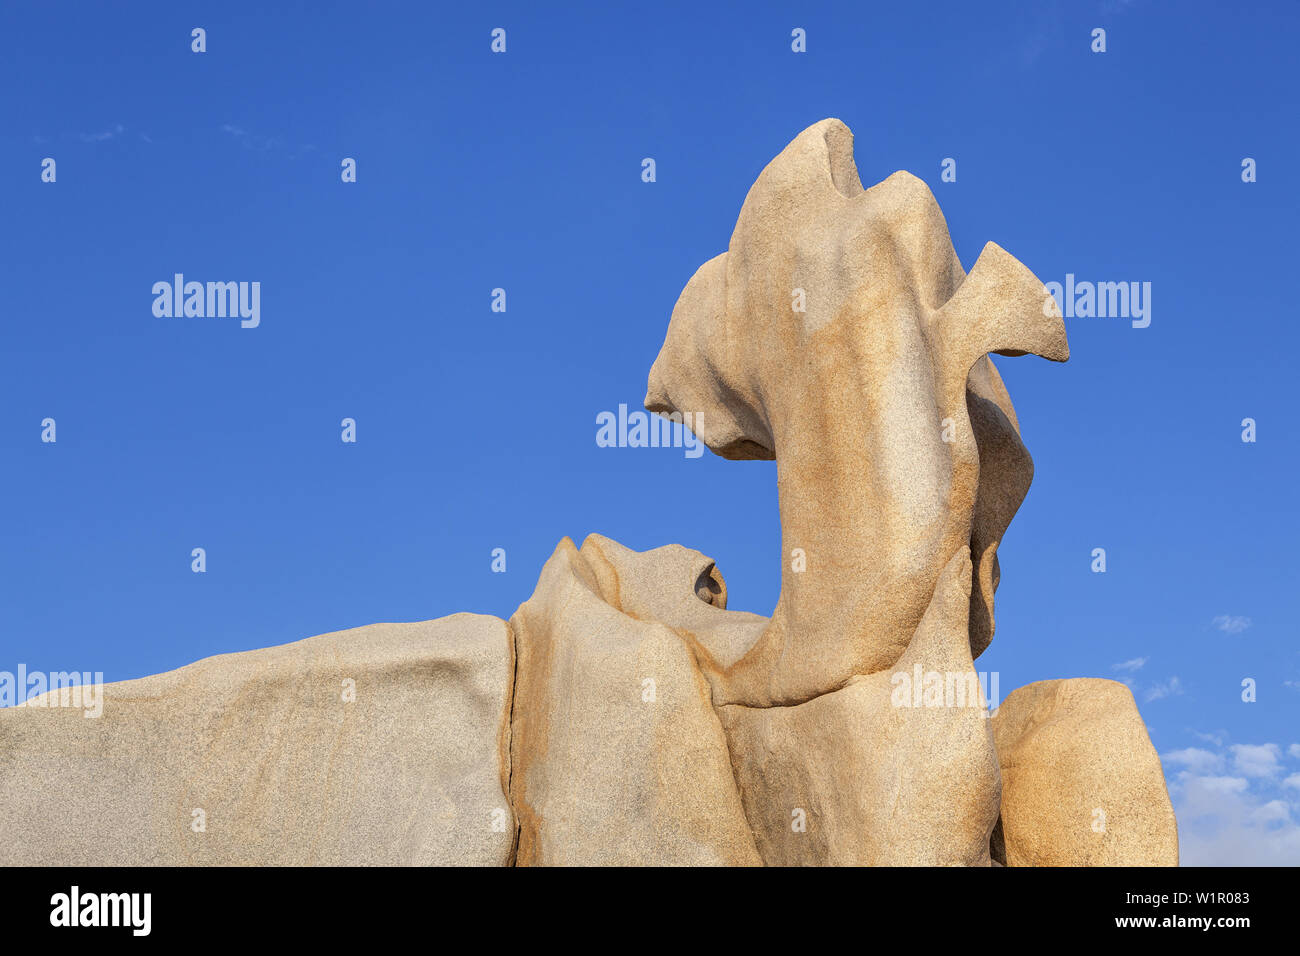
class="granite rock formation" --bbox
[0,119,1178,866]
[1,616,514,865]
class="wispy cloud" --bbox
[1212,614,1252,635]
[1112,656,1148,673]
[80,123,125,143]
[220,123,314,158]
[1232,743,1282,779]
[222,123,279,151]
[1163,747,1223,774]
[1164,737,1300,864]
[1145,676,1183,702]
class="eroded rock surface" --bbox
[718,548,1001,865]
[991,679,1179,866]
[508,535,760,866]
[0,119,1178,867]
[646,119,1068,709]
[0,615,515,865]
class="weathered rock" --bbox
[646,118,1067,708]
[0,119,1179,869]
[0,614,515,865]
[991,679,1179,866]
[576,532,768,673]
[717,548,1001,865]
[508,535,761,866]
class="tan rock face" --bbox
[646,119,1067,708]
[0,615,516,865]
[639,118,1174,866]
[718,548,1000,865]
[0,119,1179,867]
[508,535,760,866]
[991,679,1179,866]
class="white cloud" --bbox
[1112,656,1148,672]
[1182,774,1248,799]
[1166,736,1300,865]
[1171,771,1300,865]
[1162,747,1223,774]
[1211,614,1252,635]
[1145,676,1183,702]
[1231,743,1282,779]
[1251,800,1291,825]
[1289,743,1300,759]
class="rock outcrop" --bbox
[646,119,1067,708]
[0,119,1178,866]
[717,548,1001,865]
[0,615,515,865]
[991,679,1180,866]
[508,535,760,866]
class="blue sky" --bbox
[2,1,1297,864]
